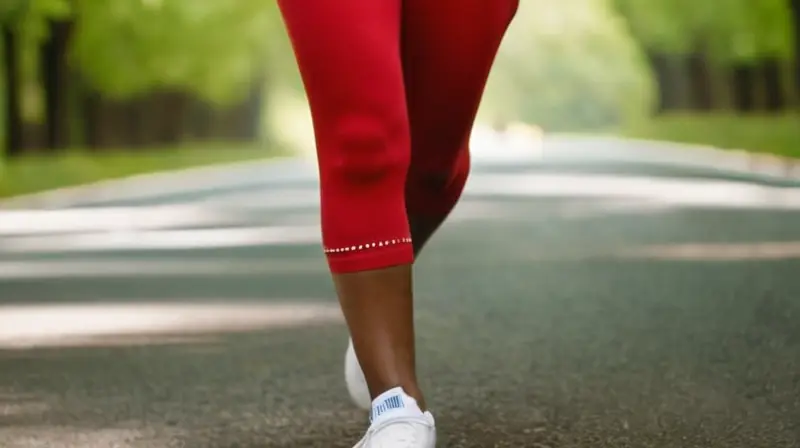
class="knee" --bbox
[322,113,410,185]
[411,148,470,193]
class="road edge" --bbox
[0,155,306,209]
[2,136,798,209]
[546,134,800,183]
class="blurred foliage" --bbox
[482,0,797,131]
[483,0,655,131]
[70,0,278,104]
[623,113,800,158]
[0,0,71,36]
[613,0,795,62]
[1,0,72,117]
[1,0,798,150]
[2,0,281,105]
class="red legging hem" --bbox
[327,243,415,274]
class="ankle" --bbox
[402,385,426,411]
[373,385,425,410]
[370,386,427,424]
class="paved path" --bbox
[1,139,799,447]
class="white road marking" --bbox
[450,197,670,222]
[0,301,343,349]
[0,259,327,279]
[0,226,321,253]
[196,188,320,209]
[618,241,800,261]
[127,172,800,212]
[0,205,243,235]
[466,173,800,209]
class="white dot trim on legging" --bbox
[324,237,412,254]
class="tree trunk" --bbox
[708,63,732,110]
[77,82,137,150]
[227,80,264,142]
[184,97,216,141]
[687,51,714,111]
[2,27,23,157]
[145,90,191,145]
[207,81,265,142]
[791,0,800,105]
[41,20,74,151]
[78,81,100,149]
[79,89,131,150]
[646,52,693,113]
[731,64,757,112]
[760,58,785,112]
[646,52,672,113]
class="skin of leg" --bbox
[277,0,427,408]
[402,0,520,256]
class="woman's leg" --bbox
[344,0,521,414]
[403,0,520,255]
[277,0,428,414]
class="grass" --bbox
[621,113,800,159]
[0,143,290,199]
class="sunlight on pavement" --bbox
[467,173,800,209]
[0,302,342,350]
[470,123,544,163]
[0,226,321,253]
[0,206,240,236]
[0,259,326,280]
[617,241,800,261]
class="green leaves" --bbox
[482,0,655,131]
[69,0,277,103]
[2,0,71,36]
[613,0,795,62]
[2,0,282,105]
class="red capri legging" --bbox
[278,0,519,273]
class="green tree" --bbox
[2,0,71,155]
[613,0,797,111]
[482,0,654,131]
[3,0,284,155]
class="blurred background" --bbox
[0,1,799,447]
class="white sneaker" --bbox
[353,386,436,448]
[353,411,436,448]
[345,338,372,410]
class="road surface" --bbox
[1,137,799,447]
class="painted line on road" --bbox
[0,301,343,349]
[0,259,327,279]
[466,173,800,209]
[0,205,248,236]
[0,226,321,253]
[545,135,800,180]
[0,258,327,279]
[616,241,800,261]
[195,187,319,209]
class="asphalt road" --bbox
[1,138,800,447]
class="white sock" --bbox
[369,387,424,425]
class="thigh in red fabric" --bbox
[401,0,519,216]
[278,0,414,273]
